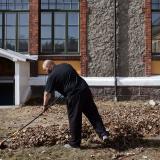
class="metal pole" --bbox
[114,0,118,102]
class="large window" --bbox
[0,0,29,53]
[41,0,79,55]
[152,0,160,53]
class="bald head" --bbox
[42,60,55,74]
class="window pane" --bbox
[8,0,14,3]
[41,4,48,9]
[0,14,2,25]
[16,0,23,3]
[0,0,29,10]
[152,26,160,39]
[41,0,48,3]
[41,39,52,53]
[19,27,28,39]
[72,0,79,2]
[22,3,29,10]
[0,26,2,38]
[19,13,29,25]
[8,4,15,10]
[54,13,66,25]
[0,4,7,10]
[152,40,160,53]
[64,3,71,10]
[19,0,28,3]
[15,4,23,10]
[152,0,160,9]
[58,0,64,3]
[6,27,16,39]
[6,40,16,50]
[1,0,7,3]
[49,0,56,7]
[57,4,64,9]
[64,0,72,2]
[68,26,79,39]
[68,39,78,52]
[55,40,65,53]
[18,39,28,52]
[16,0,29,4]
[0,39,1,48]
[41,26,52,38]
[72,3,79,10]
[55,26,65,39]
[152,25,160,53]
[41,13,52,25]
[5,14,16,25]
[49,0,56,2]
[152,0,159,2]
[68,12,79,25]
[49,3,56,9]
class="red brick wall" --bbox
[29,0,40,55]
[144,0,152,76]
[80,0,88,76]
[29,0,40,76]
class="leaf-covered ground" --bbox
[0,100,160,160]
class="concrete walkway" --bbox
[0,105,19,109]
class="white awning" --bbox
[0,48,38,62]
[0,48,38,106]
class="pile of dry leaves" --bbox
[2,103,160,150]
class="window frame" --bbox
[0,2,29,53]
[41,1,80,55]
[151,0,160,55]
[0,11,29,53]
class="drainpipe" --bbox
[114,0,118,101]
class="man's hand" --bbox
[43,104,50,112]
[43,91,51,112]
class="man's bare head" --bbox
[42,60,55,74]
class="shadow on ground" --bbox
[81,135,160,151]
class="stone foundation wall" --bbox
[87,0,145,77]
[30,86,160,102]
[90,86,160,101]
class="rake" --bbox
[0,95,63,149]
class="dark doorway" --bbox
[0,58,14,105]
[0,83,14,105]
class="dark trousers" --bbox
[66,87,108,147]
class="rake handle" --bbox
[0,95,63,145]
[0,110,45,145]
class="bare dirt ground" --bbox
[0,100,160,160]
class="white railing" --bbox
[29,76,160,87]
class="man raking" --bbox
[42,60,109,148]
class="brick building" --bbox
[0,0,160,105]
